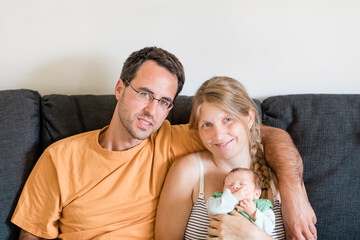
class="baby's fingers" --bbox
[234,205,244,211]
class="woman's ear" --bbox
[247,108,256,129]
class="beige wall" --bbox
[1,0,359,98]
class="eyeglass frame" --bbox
[124,80,174,110]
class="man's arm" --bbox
[261,125,317,240]
[18,229,47,240]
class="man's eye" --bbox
[140,92,151,99]
[159,100,170,107]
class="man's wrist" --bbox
[278,180,305,200]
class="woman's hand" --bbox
[207,210,274,240]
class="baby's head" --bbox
[223,168,262,201]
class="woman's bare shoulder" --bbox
[172,152,199,170]
[170,151,208,177]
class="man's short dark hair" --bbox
[120,46,185,99]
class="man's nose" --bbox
[144,100,157,115]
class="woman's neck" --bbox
[212,151,252,173]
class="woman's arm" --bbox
[207,210,275,240]
[155,154,199,240]
[260,125,317,239]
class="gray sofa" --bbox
[1,89,359,239]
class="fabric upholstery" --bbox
[41,94,117,150]
[262,94,360,239]
[1,90,358,239]
[41,95,200,150]
[0,89,41,240]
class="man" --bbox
[12,47,316,239]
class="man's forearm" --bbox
[260,125,317,239]
[19,229,47,240]
[260,125,303,186]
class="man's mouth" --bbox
[140,119,151,125]
[138,118,153,129]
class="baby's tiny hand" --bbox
[236,199,257,221]
[232,186,250,201]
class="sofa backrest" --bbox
[262,94,360,239]
[0,90,41,239]
[41,94,117,151]
[2,90,359,240]
[40,95,200,151]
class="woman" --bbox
[155,76,285,239]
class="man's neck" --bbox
[98,123,144,151]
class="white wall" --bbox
[1,0,359,99]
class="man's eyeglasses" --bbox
[125,80,174,110]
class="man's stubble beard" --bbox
[118,94,158,141]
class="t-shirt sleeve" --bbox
[169,123,205,163]
[11,150,61,239]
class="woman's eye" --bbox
[202,123,212,128]
[224,118,232,123]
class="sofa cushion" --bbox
[41,94,262,150]
[262,94,360,239]
[167,96,194,125]
[0,89,41,240]
[41,94,117,150]
[41,95,198,150]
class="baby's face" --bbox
[223,171,260,200]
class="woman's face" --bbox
[197,102,252,161]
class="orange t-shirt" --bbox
[11,121,203,239]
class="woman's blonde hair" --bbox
[189,76,271,199]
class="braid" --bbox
[248,116,271,200]
[251,143,271,199]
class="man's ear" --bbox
[247,108,256,129]
[115,79,125,100]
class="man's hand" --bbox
[280,182,317,240]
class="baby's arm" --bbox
[236,199,276,234]
[253,208,276,234]
[206,189,239,215]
